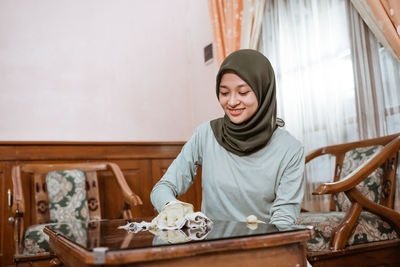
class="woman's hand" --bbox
[151,201,194,228]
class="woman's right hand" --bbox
[151,201,194,228]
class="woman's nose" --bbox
[228,94,239,106]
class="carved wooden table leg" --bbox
[49,257,63,267]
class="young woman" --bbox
[151,49,304,228]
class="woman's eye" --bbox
[239,91,249,96]
[220,92,229,96]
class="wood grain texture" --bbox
[308,239,400,267]
[0,163,15,266]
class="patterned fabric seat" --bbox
[22,170,89,256]
[23,224,49,255]
[297,211,398,251]
[23,221,88,255]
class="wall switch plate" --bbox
[204,43,213,64]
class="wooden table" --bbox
[44,219,313,267]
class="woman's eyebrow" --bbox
[219,83,249,88]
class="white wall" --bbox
[0,0,222,141]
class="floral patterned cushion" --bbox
[23,224,49,255]
[23,221,88,255]
[297,211,398,251]
[46,170,89,223]
[334,146,384,212]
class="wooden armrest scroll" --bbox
[306,144,348,163]
[107,163,143,206]
[313,136,400,195]
[305,148,326,163]
[330,201,363,250]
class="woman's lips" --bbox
[228,108,244,116]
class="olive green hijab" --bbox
[210,49,282,156]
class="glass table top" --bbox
[46,218,308,252]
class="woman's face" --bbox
[219,72,258,124]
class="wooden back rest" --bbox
[16,163,109,225]
[306,133,400,211]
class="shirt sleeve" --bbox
[269,145,305,225]
[150,127,203,212]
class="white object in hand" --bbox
[151,201,194,229]
[246,214,266,224]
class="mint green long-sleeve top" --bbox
[150,122,305,225]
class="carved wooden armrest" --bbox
[313,136,400,195]
[305,148,328,164]
[11,166,25,216]
[107,163,143,207]
[11,166,26,255]
[305,142,349,163]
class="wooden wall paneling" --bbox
[97,159,154,219]
[121,159,156,218]
[151,159,202,212]
[0,142,185,161]
[0,162,14,266]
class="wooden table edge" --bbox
[45,226,313,265]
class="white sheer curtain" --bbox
[347,1,387,140]
[347,1,400,212]
[378,41,400,212]
[260,0,358,211]
[379,48,400,135]
[240,0,266,49]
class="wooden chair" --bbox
[297,133,400,266]
[9,162,143,266]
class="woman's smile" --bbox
[228,108,245,116]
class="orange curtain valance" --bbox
[352,0,400,62]
[367,0,400,58]
[208,0,243,65]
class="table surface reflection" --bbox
[45,218,309,252]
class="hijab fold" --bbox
[210,49,280,156]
